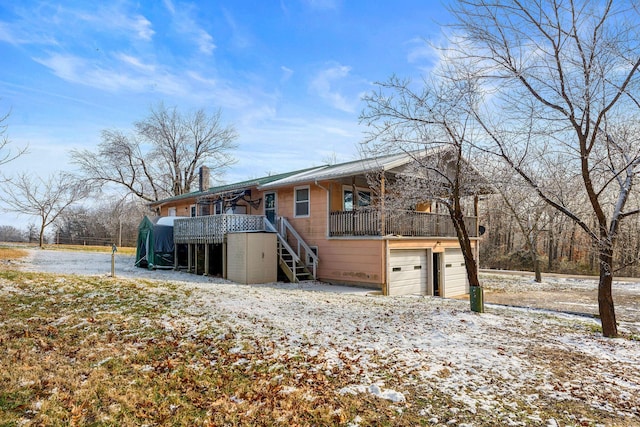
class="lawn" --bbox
[1,253,639,426]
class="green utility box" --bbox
[470,285,484,313]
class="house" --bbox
[148,151,481,297]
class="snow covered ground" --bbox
[15,249,640,424]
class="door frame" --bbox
[432,251,442,297]
[264,191,277,225]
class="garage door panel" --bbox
[389,250,427,296]
[443,248,469,297]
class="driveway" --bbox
[479,271,640,334]
[18,248,372,295]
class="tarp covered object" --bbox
[135,216,175,269]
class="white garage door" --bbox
[389,250,427,296]
[443,248,469,297]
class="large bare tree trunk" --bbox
[598,248,617,336]
[532,251,542,283]
[39,226,45,248]
[451,205,480,287]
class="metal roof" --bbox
[258,151,427,189]
[150,150,447,207]
[149,166,319,207]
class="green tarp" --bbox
[135,216,175,269]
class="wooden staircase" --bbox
[277,241,314,282]
[265,217,318,283]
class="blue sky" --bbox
[0,0,449,227]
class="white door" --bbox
[443,248,469,297]
[388,250,427,296]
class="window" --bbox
[190,205,196,217]
[294,186,310,217]
[214,200,223,215]
[343,188,371,211]
[168,207,177,216]
[200,204,211,216]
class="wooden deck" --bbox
[174,214,266,244]
[174,210,477,244]
[329,210,477,238]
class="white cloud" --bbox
[406,37,436,64]
[186,72,243,104]
[131,15,154,41]
[302,0,341,11]
[166,2,216,56]
[0,20,58,45]
[115,53,156,73]
[72,7,155,42]
[222,8,251,50]
[310,64,361,113]
[195,29,216,54]
[33,53,85,82]
[33,52,189,96]
[163,0,176,15]
[281,66,294,82]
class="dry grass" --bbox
[0,247,29,261]
[0,243,136,256]
[44,244,137,255]
[0,270,409,426]
[1,267,637,426]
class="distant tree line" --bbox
[480,195,640,278]
[0,224,46,244]
[52,199,145,247]
[0,199,145,247]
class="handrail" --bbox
[279,217,319,264]
[264,218,301,263]
[329,209,477,238]
[174,214,266,244]
[279,217,318,279]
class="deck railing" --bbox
[329,209,477,238]
[174,214,266,244]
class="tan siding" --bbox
[159,200,194,217]
[329,181,343,211]
[316,239,384,287]
[285,184,328,239]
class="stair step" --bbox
[275,226,315,282]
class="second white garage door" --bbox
[388,250,427,296]
[443,248,469,297]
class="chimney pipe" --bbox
[199,166,210,192]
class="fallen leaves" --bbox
[1,267,639,426]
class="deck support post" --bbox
[380,174,385,236]
[174,243,178,270]
[187,244,193,272]
[222,239,227,279]
[194,244,198,275]
[204,244,209,276]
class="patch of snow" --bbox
[16,249,640,421]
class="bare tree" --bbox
[0,108,27,173]
[0,173,90,247]
[0,225,27,242]
[449,0,640,337]
[491,166,551,282]
[361,75,488,302]
[72,103,238,202]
